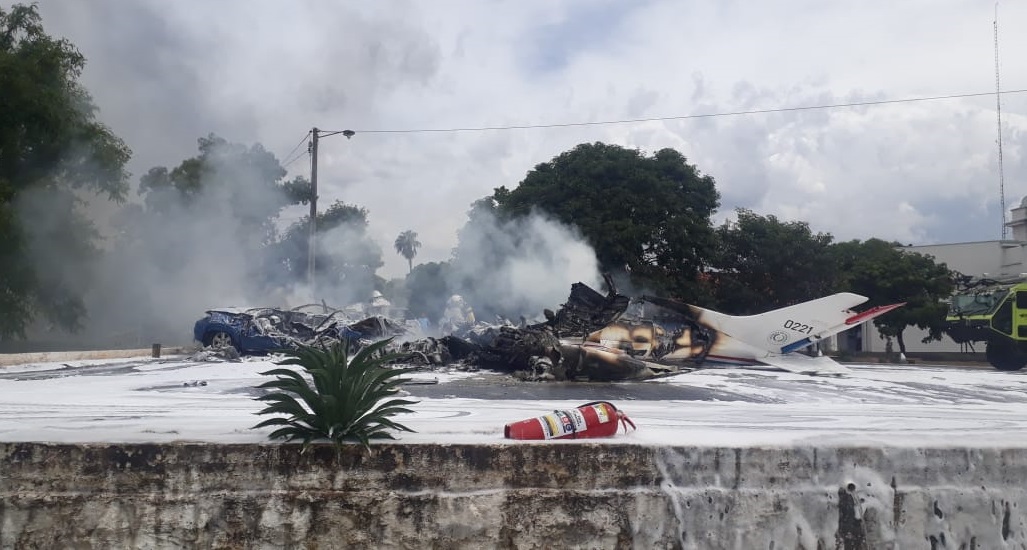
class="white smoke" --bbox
[449,208,601,322]
[309,220,383,307]
[15,138,381,349]
[16,133,601,350]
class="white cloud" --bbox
[28,0,1027,279]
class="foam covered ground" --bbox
[1,356,1023,447]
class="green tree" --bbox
[493,142,720,300]
[711,209,837,314]
[270,201,383,302]
[106,134,314,307]
[137,134,311,248]
[376,276,407,309]
[405,261,452,323]
[394,230,421,274]
[0,4,130,338]
[832,238,954,355]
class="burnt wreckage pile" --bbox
[192,304,409,361]
[393,275,717,381]
[195,276,717,381]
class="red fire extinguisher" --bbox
[504,401,636,440]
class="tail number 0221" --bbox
[783,319,814,335]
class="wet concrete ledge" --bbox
[0,348,189,367]
[1,442,1024,549]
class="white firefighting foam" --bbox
[0,357,1023,447]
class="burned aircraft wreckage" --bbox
[444,278,714,381]
[193,276,725,381]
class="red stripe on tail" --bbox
[845,303,905,325]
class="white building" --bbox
[848,197,1027,354]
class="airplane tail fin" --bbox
[690,293,904,354]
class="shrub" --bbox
[252,338,417,449]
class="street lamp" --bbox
[307,127,356,299]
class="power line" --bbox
[321,88,1027,136]
[281,149,307,169]
[280,130,311,167]
[282,130,311,159]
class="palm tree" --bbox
[394,230,422,274]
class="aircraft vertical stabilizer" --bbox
[690,293,903,355]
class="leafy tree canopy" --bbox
[711,209,837,314]
[0,4,130,338]
[405,261,452,323]
[493,142,720,300]
[137,133,311,247]
[270,200,384,303]
[831,238,954,354]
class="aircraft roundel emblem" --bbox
[768,330,790,344]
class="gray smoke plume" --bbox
[449,207,602,323]
[14,134,604,350]
[17,137,382,349]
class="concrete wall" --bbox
[2,443,1025,549]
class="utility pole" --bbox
[304,127,353,301]
[308,127,319,296]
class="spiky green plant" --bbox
[252,338,417,449]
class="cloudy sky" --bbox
[28,0,1027,278]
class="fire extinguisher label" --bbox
[570,408,587,431]
[537,409,589,439]
[592,403,610,423]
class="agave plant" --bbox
[252,338,417,449]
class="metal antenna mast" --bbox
[995,3,1008,239]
